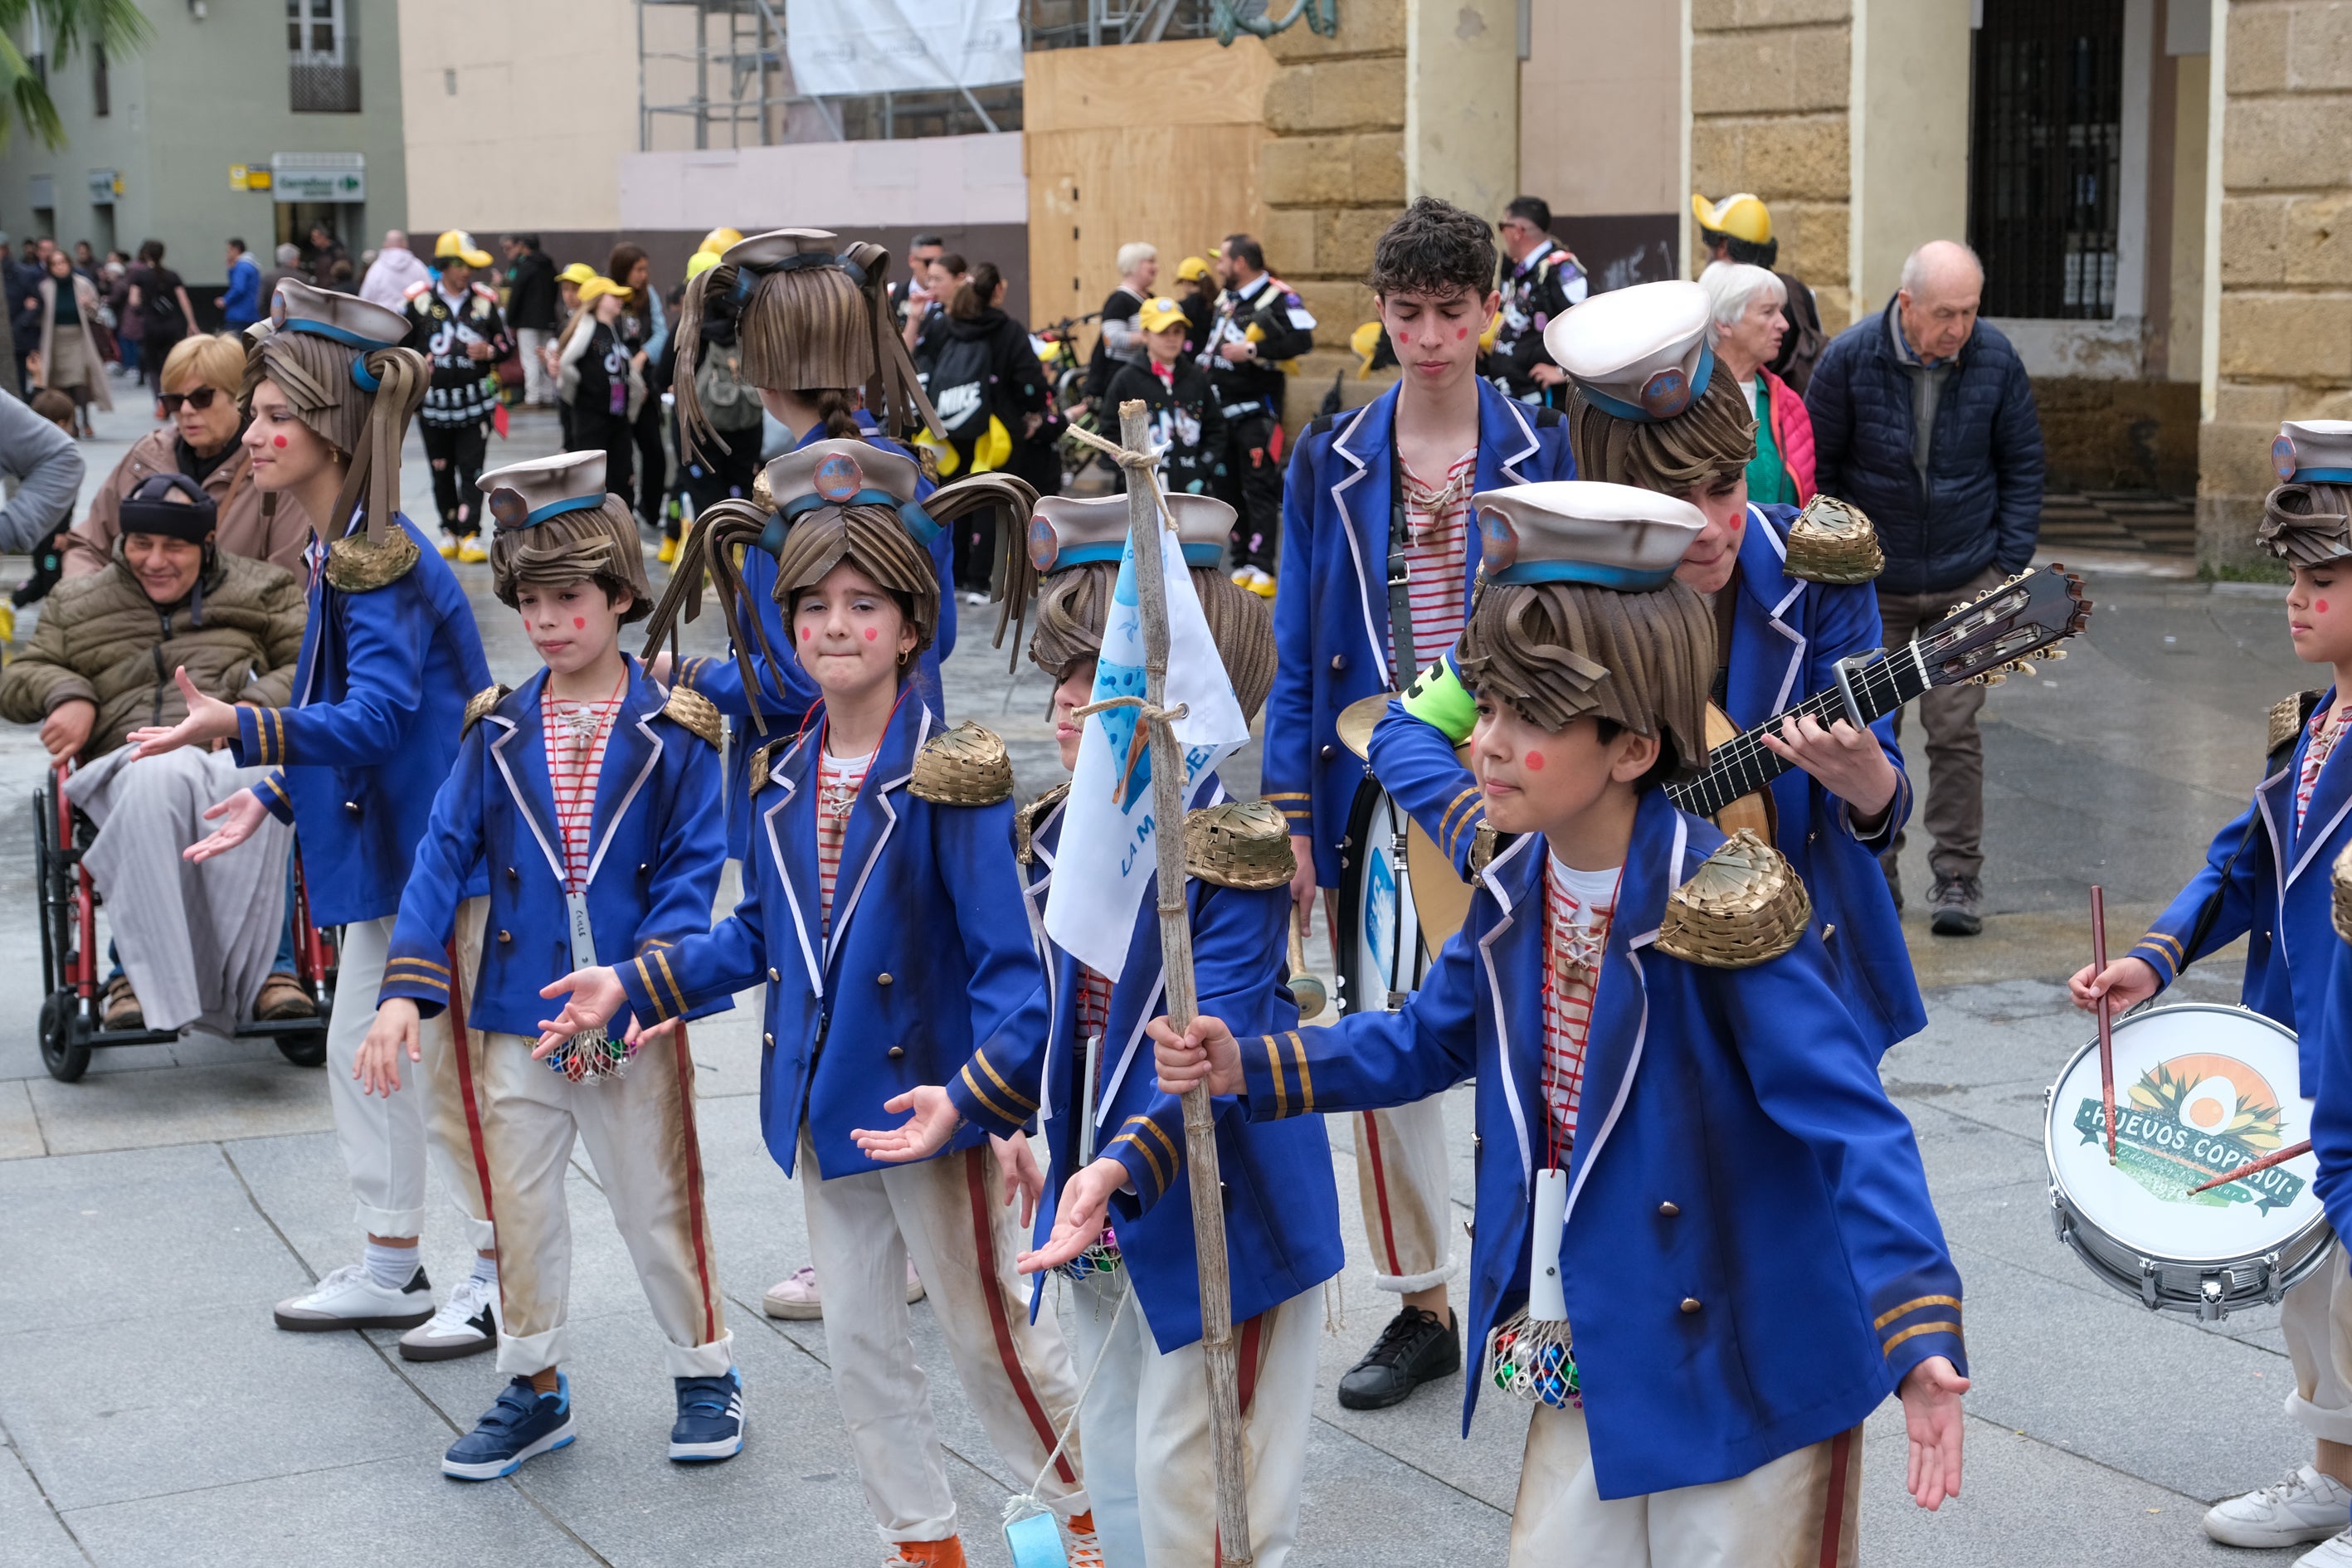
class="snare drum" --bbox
[2045,1003,2335,1320]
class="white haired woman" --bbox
[1700,260,1814,507]
[1085,239,1161,403]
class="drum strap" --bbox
[1385,459,1415,684]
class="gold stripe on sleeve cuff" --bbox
[960,1064,1025,1127]
[1263,1034,1288,1118]
[1112,1130,1167,1192]
[974,1049,1039,1113]
[1882,1321,1965,1356]
[1872,1294,1963,1331]
[652,950,688,1017]
[1287,1030,1313,1113]
[1129,1115,1179,1172]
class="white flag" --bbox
[1043,523,1251,977]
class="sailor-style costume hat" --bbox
[1542,280,1716,423]
[1025,492,1239,572]
[481,450,611,529]
[1473,480,1707,589]
[265,278,409,390]
[760,438,938,546]
[2273,421,2352,485]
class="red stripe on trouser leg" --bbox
[1817,1428,1854,1568]
[670,1023,719,1346]
[446,945,496,1234]
[1361,1112,1404,1275]
[964,1145,1078,1485]
[1213,1309,1271,1561]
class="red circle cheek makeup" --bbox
[572,617,586,630]
[272,436,288,448]
[1524,750,1546,771]
[864,627,878,641]
[2321,600,2332,614]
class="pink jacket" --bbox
[1764,368,1816,504]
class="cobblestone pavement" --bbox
[0,395,2327,1565]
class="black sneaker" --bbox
[1930,875,1983,936]
[1336,1304,1460,1410]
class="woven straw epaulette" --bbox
[1469,821,1504,879]
[1184,800,1296,889]
[461,684,512,738]
[910,722,1014,806]
[1016,782,1070,866]
[2273,689,2325,759]
[325,526,421,592]
[661,687,723,747]
[747,738,783,796]
[1782,495,1884,586]
[2334,843,2352,947]
[1654,829,1814,968]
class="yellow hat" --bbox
[1176,255,1213,284]
[698,226,744,256]
[1136,296,1187,334]
[1350,319,1384,375]
[557,261,597,287]
[684,250,722,282]
[433,229,494,269]
[577,275,633,306]
[1691,192,1771,246]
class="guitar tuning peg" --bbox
[2014,660,2036,676]
[2045,647,2067,660]
[1976,671,2006,687]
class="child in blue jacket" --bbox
[857,492,1343,1567]
[127,280,499,1352]
[537,444,1100,1568]
[2087,423,2352,1557]
[349,451,738,1480]
[1150,483,1966,1565]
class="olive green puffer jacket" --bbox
[0,548,307,758]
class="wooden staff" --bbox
[2091,884,2116,1164]
[2188,1139,2313,1195]
[1118,400,1254,1565]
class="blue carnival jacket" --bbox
[617,693,1046,1179]
[235,512,493,926]
[1264,379,1574,888]
[1234,787,1963,1498]
[1367,503,1924,1054]
[954,775,1343,1354]
[674,420,953,862]
[2127,689,2352,1097]
[377,662,730,1038]
[2302,929,2352,1233]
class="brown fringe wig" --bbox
[1566,372,1755,498]
[671,236,943,464]
[1025,559,1278,722]
[640,469,1035,733]
[2260,481,2352,567]
[1454,578,1717,783]
[489,494,654,623]
[241,323,428,549]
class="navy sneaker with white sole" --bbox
[669,1368,744,1462]
[442,1374,576,1481]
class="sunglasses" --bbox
[158,387,223,415]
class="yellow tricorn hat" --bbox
[433,229,494,269]
[1691,192,1771,246]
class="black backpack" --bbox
[143,276,183,333]
[925,332,994,444]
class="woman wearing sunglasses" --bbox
[61,333,314,579]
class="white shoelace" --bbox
[425,1273,495,1332]
[301,1262,370,1300]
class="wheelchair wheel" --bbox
[275,1030,326,1069]
[39,991,90,1083]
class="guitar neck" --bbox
[1668,643,1933,820]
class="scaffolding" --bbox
[635,0,1216,151]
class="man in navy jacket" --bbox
[1806,239,2043,936]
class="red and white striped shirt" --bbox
[1541,856,1619,1157]
[543,681,626,894]
[1388,447,1477,683]
[2297,703,2352,829]
[816,747,874,931]
[1075,965,1114,1043]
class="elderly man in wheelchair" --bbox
[0,474,308,1035]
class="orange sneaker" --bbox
[1064,1511,1104,1568]
[883,1538,965,1567]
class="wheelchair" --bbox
[33,762,337,1082]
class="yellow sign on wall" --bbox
[229,165,274,192]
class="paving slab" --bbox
[0,1079,43,1161]
[24,1059,332,1157]
[0,1434,89,1568]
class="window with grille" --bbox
[1967,0,2123,319]
[288,0,360,113]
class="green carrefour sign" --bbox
[270,158,364,204]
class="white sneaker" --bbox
[399,1271,500,1361]
[762,1260,926,1321]
[2205,1464,2352,1547]
[273,1260,433,1332]
[2304,1531,2352,1566]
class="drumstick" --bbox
[2188,1139,2313,1195]
[2092,885,2117,1164]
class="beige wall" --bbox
[2169,51,2212,383]
[398,0,698,232]
[1522,0,1679,217]
[1405,0,1518,217]
[1854,0,1971,317]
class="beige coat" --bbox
[34,272,113,410]
[64,426,314,579]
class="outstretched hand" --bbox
[534,967,627,1057]
[1016,1157,1127,1274]
[1898,1356,1969,1510]
[183,789,271,864]
[852,1085,962,1165]
[128,668,241,760]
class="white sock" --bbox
[364,1241,416,1291]
[471,1254,499,1288]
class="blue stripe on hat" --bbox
[280,317,402,353]
[1489,560,1680,590]
[1057,543,1127,566]
[1575,343,1717,424]
[523,494,606,526]
[2293,466,2352,484]
[1181,543,1223,567]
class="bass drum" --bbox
[2045,1003,2335,1321]
[1335,776,1471,1015]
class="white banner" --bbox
[1042,524,1251,979]
[785,0,1024,95]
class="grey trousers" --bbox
[1876,564,2004,882]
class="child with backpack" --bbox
[1103,297,1225,498]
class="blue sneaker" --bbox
[669,1368,744,1461]
[442,1375,576,1481]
